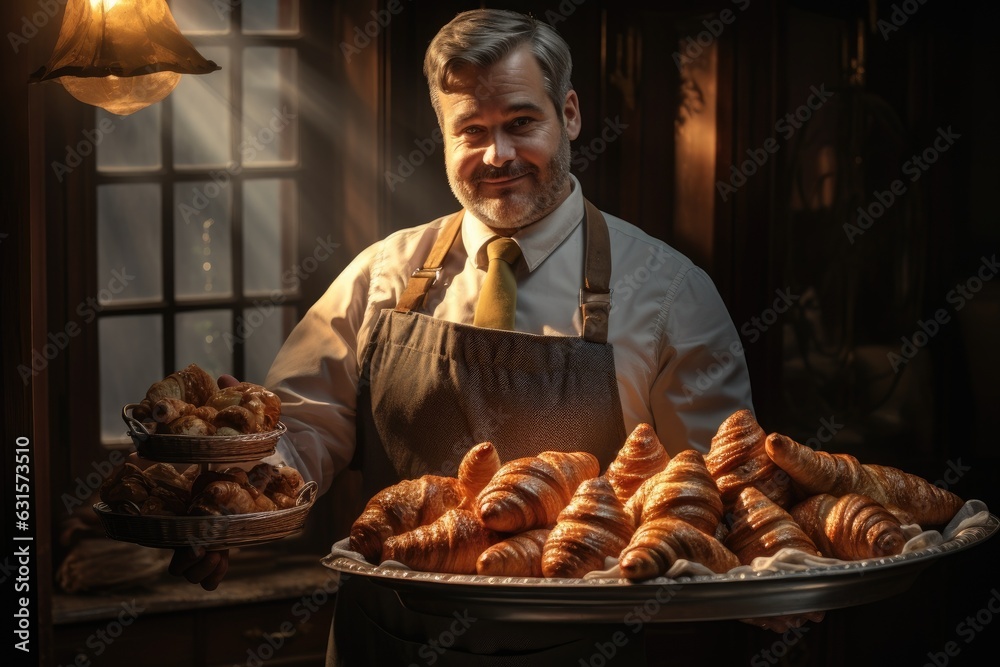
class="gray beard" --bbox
[448,130,572,231]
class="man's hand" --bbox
[168,546,230,591]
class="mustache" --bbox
[473,163,535,183]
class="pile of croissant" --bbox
[130,363,281,436]
[348,410,966,580]
[100,461,305,517]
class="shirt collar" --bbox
[461,174,585,272]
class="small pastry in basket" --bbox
[212,405,259,435]
[246,463,305,509]
[188,467,278,516]
[99,463,152,510]
[138,495,181,516]
[143,463,194,496]
[134,363,219,423]
[189,481,264,515]
[151,397,196,425]
[205,382,281,432]
[162,415,217,436]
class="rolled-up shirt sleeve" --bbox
[265,243,382,496]
[651,265,755,453]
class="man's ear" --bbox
[562,89,581,141]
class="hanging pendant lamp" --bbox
[29,0,220,116]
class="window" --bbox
[95,0,303,444]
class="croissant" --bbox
[125,467,191,516]
[790,493,905,560]
[382,509,498,574]
[99,463,152,508]
[541,477,635,578]
[244,463,304,509]
[624,449,723,536]
[138,495,179,516]
[476,529,550,577]
[604,423,671,503]
[151,397,196,424]
[212,405,258,434]
[190,468,250,498]
[142,463,194,497]
[188,480,267,515]
[476,451,600,533]
[725,487,821,564]
[349,475,464,563]
[705,409,793,509]
[457,441,501,508]
[765,433,964,526]
[144,363,219,407]
[619,517,740,579]
[205,382,281,432]
[163,415,217,436]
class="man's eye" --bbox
[510,117,532,128]
[462,126,483,135]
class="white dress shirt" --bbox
[267,175,754,494]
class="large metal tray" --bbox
[323,513,997,623]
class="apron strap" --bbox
[393,200,613,343]
[581,199,612,344]
[394,210,464,314]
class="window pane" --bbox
[243,0,299,34]
[243,47,297,166]
[176,309,233,381]
[242,305,294,385]
[172,0,231,34]
[97,184,162,304]
[175,183,233,299]
[244,178,296,296]
[173,47,231,168]
[96,105,162,171]
[100,315,163,444]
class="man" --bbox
[172,8,757,664]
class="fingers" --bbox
[169,547,230,591]
[218,374,240,388]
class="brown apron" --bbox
[329,201,639,665]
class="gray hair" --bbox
[423,9,573,122]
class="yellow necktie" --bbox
[474,237,522,330]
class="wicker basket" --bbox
[94,481,318,551]
[122,403,284,463]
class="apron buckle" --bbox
[579,288,611,307]
[411,266,442,285]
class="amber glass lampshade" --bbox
[29,0,220,116]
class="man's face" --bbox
[437,44,581,232]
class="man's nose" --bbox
[483,132,515,167]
